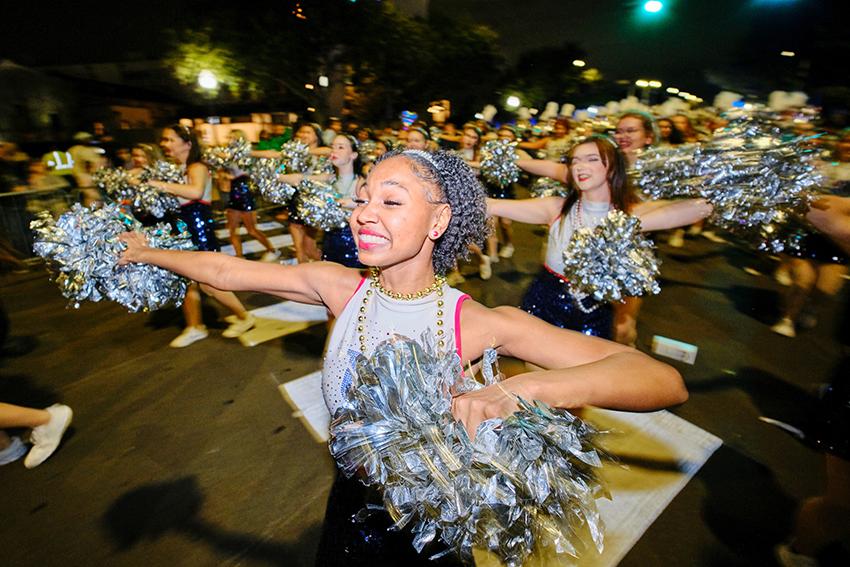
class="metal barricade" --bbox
[0,188,75,260]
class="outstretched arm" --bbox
[516,158,568,183]
[633,198,714,232]
[118,232,362,314]
[454,302,687,436]
[487,196,564,225]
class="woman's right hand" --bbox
[118,232,150,265]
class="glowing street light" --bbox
[780,51,796,57]
[198,70,218,90]
[572,59,586,67]
[304,83,315,90]
[648,80,662,88]
[643,1,663,13]
[506,95,521,110]
[635,79,650,88]
[666,87,680,94]
[318,75,329,87]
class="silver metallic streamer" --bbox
[530,176,569,199]
[279,140,312,173]
[294,178,349,230]
[31,203,194,312]
[480,139,521,188]
[202,137,253,171]
[562,210,661,303]
[358,139,379,164]
[329,334,607,566]
[93,163,182,219]
[249,158,295,204]
[631,114,821,233]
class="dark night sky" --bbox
[0,0,835,97]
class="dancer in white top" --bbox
[120,148,688,564]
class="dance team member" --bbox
[119,148,687,564]
[492,135,712,339]
[145,124,255,347]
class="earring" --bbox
[432,230,440,238]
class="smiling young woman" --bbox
[119,148,688,564]
[492,135,712,339]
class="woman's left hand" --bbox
[451,376,533,440]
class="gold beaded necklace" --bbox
[357,267,448,353]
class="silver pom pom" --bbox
[330,334,607,565]
[358,139,379,164]
[480,139,521,188]
[202,137,253,171]
[249,158,296,204]
[279,140,312,173]
[530,176,569,198]
[94,163,182,219]
[631,114,821,230]
[31,203,194,312]
[563,210,661,303]
[294,178,349,230]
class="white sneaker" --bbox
[668,230,684,248]
[479,256,492,280]
[0,436,27,465]
[260,250,281,263]
[169,326,209,348]
[222,315,256,338]
[488,254,500,264]
[498,243,515,258]
[24,404,73,468]
[771,317,796,338]
[775,544,818,567]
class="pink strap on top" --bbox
[454,294,470,360]
[340,276,367,312]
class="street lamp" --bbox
[506,95,521,110]
[643,1,663,13]
[198,70,218,90]
[666,87,680,94]
[780,51,796,57]
[572,59,586,67]
[318,75,329,87]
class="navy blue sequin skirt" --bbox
[178,202,220,252]
[520,267,613,339]
[315,472,464,566]
[227,175,256,212]
[322,226,364,268]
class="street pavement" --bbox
[2,216,848,566]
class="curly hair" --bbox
[373,149,489,275]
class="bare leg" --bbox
[614,296,642,346]
[182,282,203,328]
[226,209,244,257]
[499,217,514,247]
[242,211,276,253]
[782,258,817,323]
[290,222,308,263]
[199,283,249,319]
[302,226,322,261]
[0,403,50,429]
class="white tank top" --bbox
[322,277,470,414]
[544,200,611,274]
[177,165,213,205]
